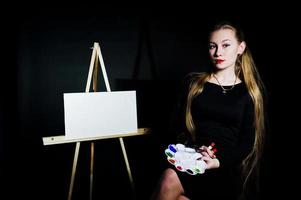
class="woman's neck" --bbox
[210,68,241,85]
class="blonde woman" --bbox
[151,21,266,200]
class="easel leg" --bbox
[90,142,95,200]
[119,137,136,198]
[68,142,81,200]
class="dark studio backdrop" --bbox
[0,5,297,200]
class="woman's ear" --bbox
[238,41,246,55]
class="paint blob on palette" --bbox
[165,143,207,175]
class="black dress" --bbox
[173,80,255,200]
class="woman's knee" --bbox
[160,168,181,190]
[151,168,185,200]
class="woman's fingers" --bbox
[201,151,210,157]
[198,146,216,158]
[198,146,206,151]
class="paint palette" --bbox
[165,143,207,175]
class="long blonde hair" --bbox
[185,22,266,190]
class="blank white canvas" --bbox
[64,91,137,140]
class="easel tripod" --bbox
[42,42,149,200]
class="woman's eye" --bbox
[223,44,230,48]
[209,44,216,49]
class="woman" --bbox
[151,21,266,200]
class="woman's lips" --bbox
[215,59,224,64]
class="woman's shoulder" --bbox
[182,72,209,84]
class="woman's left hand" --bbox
[198,145,220,169]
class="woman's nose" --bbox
[215,48,222,57]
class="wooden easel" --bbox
[42,42,149,200]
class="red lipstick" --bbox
[215,59,224,64]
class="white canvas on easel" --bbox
[42,42,149,200]
[64,91,138,140]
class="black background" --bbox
[0,3,298,199]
